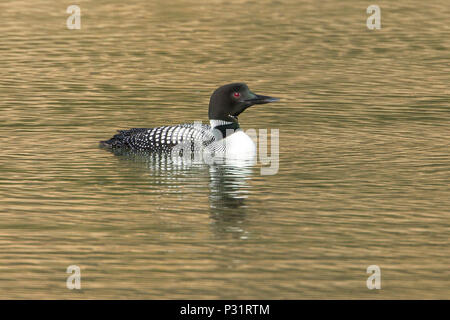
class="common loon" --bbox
[100,83,279,156]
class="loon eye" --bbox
[233,92,241,98]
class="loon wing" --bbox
[100,123,213,152]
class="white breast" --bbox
[223,130,256,158]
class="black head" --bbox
[208,83,279,122]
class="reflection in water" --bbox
[106,148,256,239]
[209,163,255,239]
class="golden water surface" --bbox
[0,0,449,299]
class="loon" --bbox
[100,83,279,157]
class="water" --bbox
[0,0,449,299]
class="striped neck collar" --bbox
[209,119,240,139]
[209,119,235,127]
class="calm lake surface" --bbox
[0,0,449,299]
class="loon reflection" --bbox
[106,149,256,239]
[208,164,253,239]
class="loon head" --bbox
[208,83,279,123]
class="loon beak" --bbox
[244,94,280,105]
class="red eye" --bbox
[233,92,241,98]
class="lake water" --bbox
[0,0,448,299]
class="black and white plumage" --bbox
[100,83,279,155]
[102,123,219,153]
